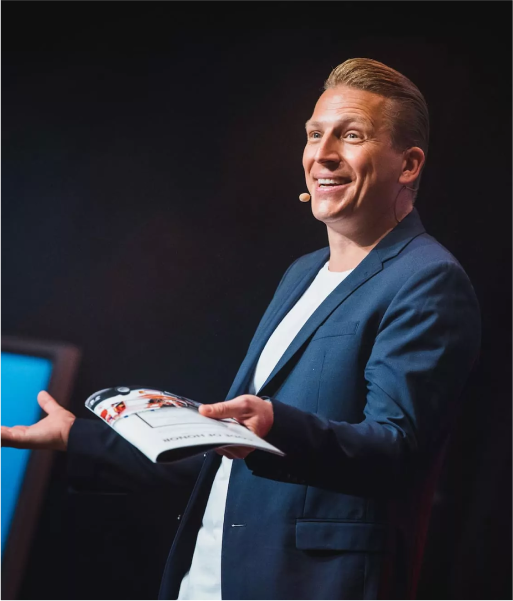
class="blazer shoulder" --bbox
[395,232,471,277]
[381,233,479,314]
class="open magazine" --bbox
[85,386,284,463]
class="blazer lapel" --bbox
[226,208,426,400]
[226,250,329,399]
[257,209,426,395]
[258,251,383,395]
[257,251,331,349]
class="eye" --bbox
[345,132,360,140]
[307,131,322,140]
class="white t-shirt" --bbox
[178,262,353,600]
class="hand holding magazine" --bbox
[86,386,284,463]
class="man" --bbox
[2,58,481,600]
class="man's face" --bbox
[303,85,405,231]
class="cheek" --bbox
[375,150,404,181]
[354,158,382,188]
[302,147,313,173]
[342,149,370,178]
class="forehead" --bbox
[307,85,390,131]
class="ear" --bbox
[398,147,425,187]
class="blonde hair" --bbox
[325,58,429,190]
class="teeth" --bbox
[318,178,345,185]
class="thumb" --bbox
[37,391,61,414]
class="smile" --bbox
[315,178,351,192]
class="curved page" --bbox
[85,386,284,463]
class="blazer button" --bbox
[177,514,181,521]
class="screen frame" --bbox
[1,334,81,600]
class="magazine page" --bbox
[85,386,284,463]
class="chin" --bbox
[312,211,347,227]
[311,200,352,224]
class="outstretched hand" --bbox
[1,391,76,452]
[199,394,274,460]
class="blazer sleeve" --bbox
[67,417,203,492]
[245,260,481,495]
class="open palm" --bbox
[1,391,76,452]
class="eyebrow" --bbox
[305,116,370,129]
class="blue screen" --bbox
[1,352,53,555]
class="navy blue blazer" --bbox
[69,208,481,600]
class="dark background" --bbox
[2,2,511,600]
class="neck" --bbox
[326,203,413,272]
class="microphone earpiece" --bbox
[299,193,311,202]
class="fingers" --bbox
[215,447,239,459]
[37,391,61,414]
[2,396,75,451]
[215,445,254,459]
[1,425,29,448]
[1,425,15,447]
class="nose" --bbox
[315,133,341,166]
